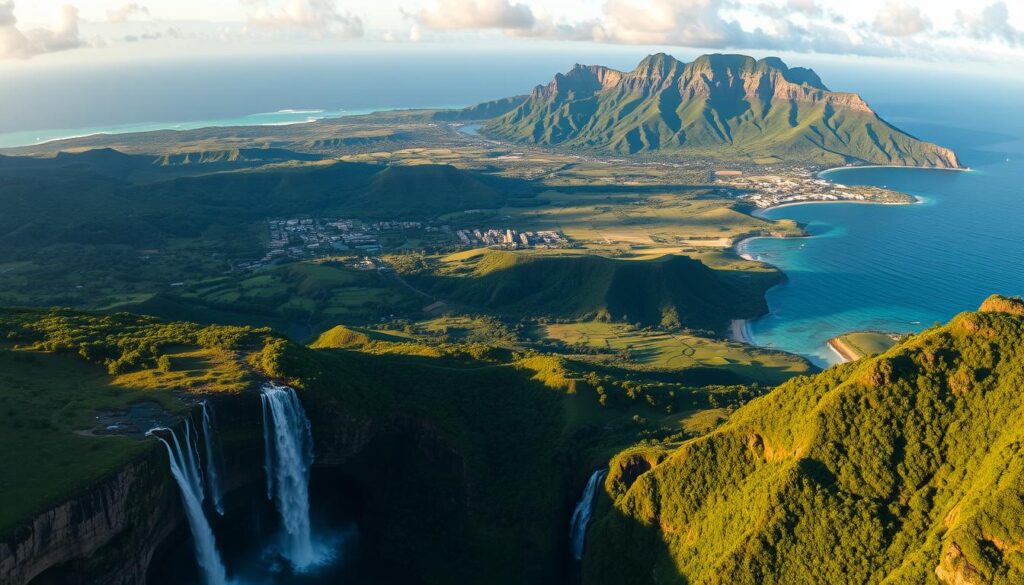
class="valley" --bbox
[3,47,1022,585]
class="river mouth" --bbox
[147,466,425,585]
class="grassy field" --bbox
[828,331,900,361]
[0,349,176,535]
[535,321,811,384]
[498,190,797,253]
[0,308,265,536]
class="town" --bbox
[455,228,568,248]
[715,168,914,208]
[235,217,571,271]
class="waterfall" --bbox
[200,401,226,515]
[148,426,227,585]
[569,469,607,561]
[182,418,205,501]
[261,382,317,570]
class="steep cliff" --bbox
[1,448,178,585]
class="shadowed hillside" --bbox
[584,295,1024,585]
[410,250,776,330]
[478,53,959,167]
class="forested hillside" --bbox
[585,295,1024,585]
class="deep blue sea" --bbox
[745,113,1024,366]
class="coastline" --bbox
[817,164,971,178]
[731,163,953,357]
[826,338,858,363]
[729,319,754,345]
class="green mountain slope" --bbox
[412,250,776,330]
[481,53,959,167]
[584,295,1024,585]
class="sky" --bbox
[1,0,1023,70]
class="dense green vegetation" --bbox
[256,328,768,583]
[584,296,1024,584]
[115,260,424,339]
[405,249,777,331]
[0,308,266,536]
[0,307,758,581]
[482,53,959,167]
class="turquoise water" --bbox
[745,134,1024,366]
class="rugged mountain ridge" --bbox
[584,295,1024,584]
[482,53,959,167]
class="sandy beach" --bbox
[729,319,753,344]
[826,338,858,363]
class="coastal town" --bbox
[237,217,570,271]
[715,167,915,208]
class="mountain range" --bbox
[463,53,959,167]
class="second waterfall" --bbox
[261,382,318,571]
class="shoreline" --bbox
[729,319,754,345]
[817,164,971,178]
[826,338,858,363]
[747,194,924,219]
[732,163,956,357]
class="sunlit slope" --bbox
[585,295,1024,585]
[484,53,959,166]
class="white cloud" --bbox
[956,1,1022,46]
[0,1,86,59]
[416,0,535,30]
[594,0,749,47]
[243,0,364,39]
[872,1,931,37]
[106,3,150,23]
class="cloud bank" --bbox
[412,0,1024,60]
[243,0,364,39]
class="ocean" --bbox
[745,109,1024,366]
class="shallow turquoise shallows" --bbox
[745,127,1024,366]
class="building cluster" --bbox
[721,172,896,208]
[455,228,567,249]
[243,218,383,270]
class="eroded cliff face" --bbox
[0,393,266,585]
[0,448,179,585]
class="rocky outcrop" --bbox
[0,448,180,585]
[935,542,987,585]
[979,294,1024,315]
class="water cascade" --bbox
[261,382,317,570]
[147,425,227,585]
[569,469,607,561]
[200,401,226,515]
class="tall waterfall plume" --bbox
[200,401,226,515]
[570,469,607,561]
[148,425,227,585]
[261,382,317,570]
